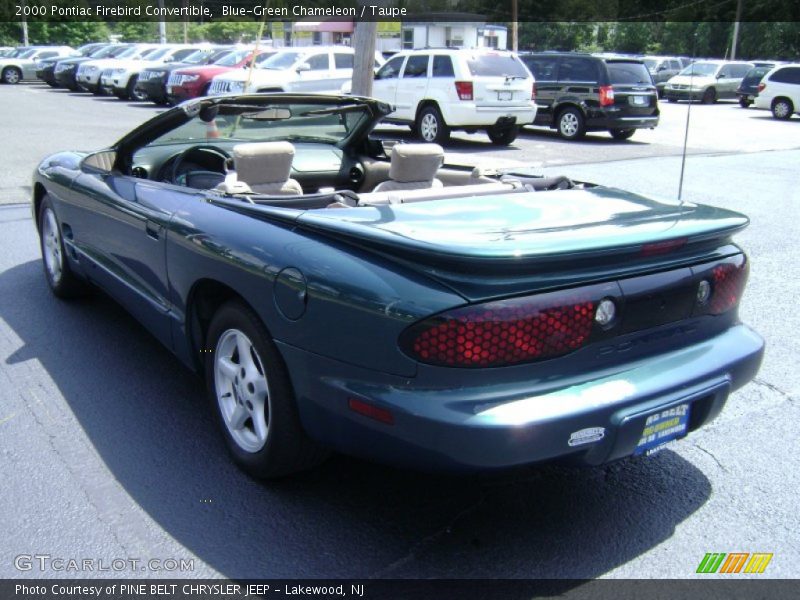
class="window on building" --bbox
[402,29,414,50]
[445,27,464,48]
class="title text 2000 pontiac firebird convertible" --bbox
[32,94,764,478]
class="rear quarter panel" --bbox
[165,199,467,378]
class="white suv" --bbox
[209,46,383,96]
[754,63,800,120]
[371,48,536,146]
[99,44,201,100]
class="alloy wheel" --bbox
[560,113,579,137]
[420,113,438,142]
[214,329,271,453]
[42,208,63,285]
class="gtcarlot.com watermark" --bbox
[14,554,194,573]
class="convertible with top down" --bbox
[32,93,764,478]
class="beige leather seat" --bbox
[219,141,303,196]
[372,143,444,192]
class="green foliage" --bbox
[518,21,800,60]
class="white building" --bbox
[271,19,507,53]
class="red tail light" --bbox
[709,258,749,315]
[401,289,600,368]
[455,81,473,101]
[531,82,537,101]
[757,82,766,93]
[599,85,615,106]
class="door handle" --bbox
[145,220,160,240]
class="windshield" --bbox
[89,45,115,58]
[116,46,144,59]
[467,54,529,78]
[607,61,653,84]
[182,49,217,65]
[145,47,171,61]
[643,59,658,70]
[215,50,248,66]
[18,49,38,59]
[107,45,132,58]
[258,52,301,70]
[144,100,372,149]
[679,62,719,77]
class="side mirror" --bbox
[657,65,667,72]
[296,63,311,73]
[717,73,726,79]
[81,150,116,174]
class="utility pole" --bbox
[352,17,377,96]
[511,0,518,51]
[21,0,29,45]
[183,0,189,43]
[731,0,743,59]
[157,0,167,44]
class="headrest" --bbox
[233,141,295,185]
[389,143,444,183]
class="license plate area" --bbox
[634,403,690,456]
[498,91,513,101]
[630,95,649,106]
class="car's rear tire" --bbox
[738,97,751,108]
[38,195,86,298]
[487,125,519,146]
[771,98,794,120]
[667,97,678,103]
[701,87,717,104]
[609,128,636,140]
[2,67,22,84]
[205,301,329,479]
[416,104,450,144]
[557,107,586,140]
[46,81,59,88]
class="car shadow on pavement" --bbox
[520,127,651,145]
[0,259,713,580]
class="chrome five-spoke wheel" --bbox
[214,328,270,453]
[42,207,63,285]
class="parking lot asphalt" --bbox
[0,83,798,581]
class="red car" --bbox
[166,48,276,103]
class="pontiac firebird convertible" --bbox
[32,94,764,478]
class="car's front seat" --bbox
[372,143,444,192]
[222,141,303,196]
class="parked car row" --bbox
[7,42,796,148]
[0,45,80,84]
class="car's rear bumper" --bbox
[664,88,706,101]
[754,95,772,110]
[586,114,660,130]
[443,103,537,128]
[278,324,764,471]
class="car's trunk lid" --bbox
[296,187,746,264]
